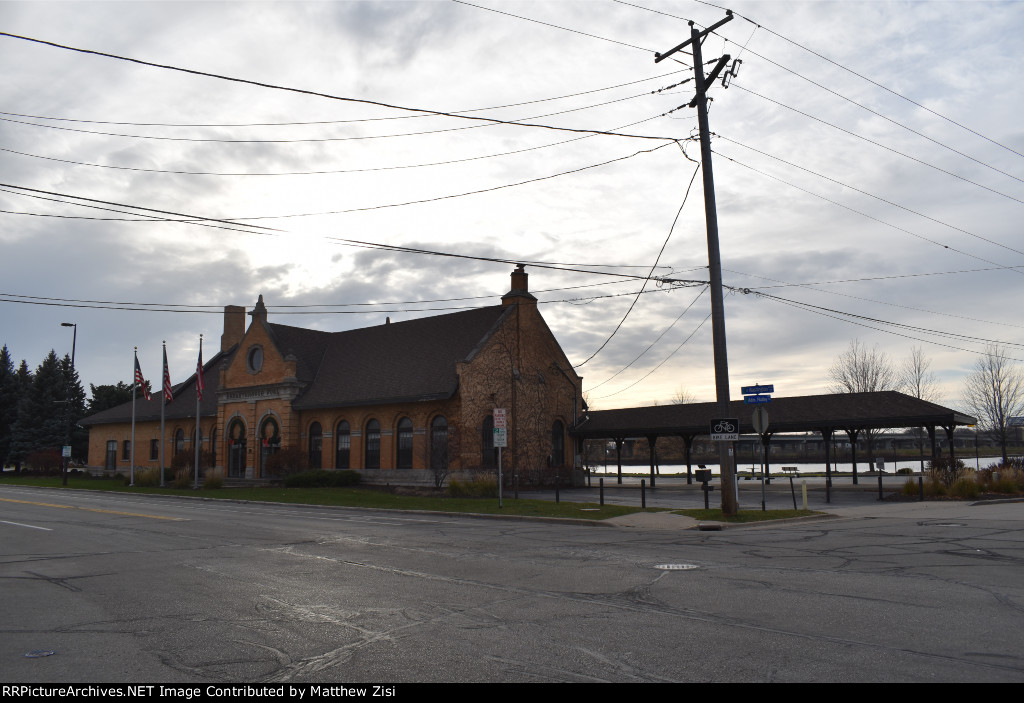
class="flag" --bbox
[162,345,173,402]
[196,339,204,401]
[134,354,151,401]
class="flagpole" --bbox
[194,334,202,490]
[131,346,137,487]
[160,341,167,488]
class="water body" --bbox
[589,456,996,477]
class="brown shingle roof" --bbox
[574,391,976,438]
[80,347,236,426]
[291,305,511,409]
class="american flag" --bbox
[162,345,173,402]
[195,339,204,401]
[134,354,151,401]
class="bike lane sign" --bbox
[710,418,739,441]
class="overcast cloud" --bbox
[1,0,1022,411]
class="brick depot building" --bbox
[81,266,583,483]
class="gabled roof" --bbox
[574,391,976,438]
[82,305,515,426]
[80,346,237,426]
[290,305,512,409]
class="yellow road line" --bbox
[0,497,185,521]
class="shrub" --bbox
[263,447,309,477]
[26,449,63,474]
[927,457,969,488]
[897,467,914,475]
[283,469,362,488]
[134,467,160,487]
[448,476,499,498]
[901,479,919,496]
[949,477,980,499]
[173,468,193,489]
[203,468,224,490]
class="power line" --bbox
[586,285,708,391]
[0,87,664,144]
[0,69,687,128]
[0,32,674,144]
[724,268,1024,331]
[0,113,668,177]
[701,0,1024,161]
[731,84,1024,204]
[710,149,1024,275]
[718,134,1024,258]
[574,159,701,367]
[451,0,660,54]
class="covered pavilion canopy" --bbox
[572,391,976,485]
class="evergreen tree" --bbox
[87,381,138,415]
[61,353,88,461]
[6,358,33,471]
[9,350,67,467]
[0,345,17,466]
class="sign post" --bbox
[493,409,507,508]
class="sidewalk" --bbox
[519,474,1024,529]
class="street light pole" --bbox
[60,322,77,487]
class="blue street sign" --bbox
[744,394,771,404]
[741,384,774,395]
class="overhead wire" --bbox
[709,149,1024,275]
[574,156,702,367]
[0,32,674,144]
[717,134,1024,258]
[695,0,1024,160]
[0,68,687,127]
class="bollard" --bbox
[599,477,604,506]
[641,479,646,509]
[789,475,797,510]
[877,473,884,501]
[918,475,924,501]
[555,474,560,504]
[802,480,808,511]
[514,474,519,500]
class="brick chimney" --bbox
[502,264,537,307]
[221,304,245,352]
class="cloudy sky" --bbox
[1,0,1022,411]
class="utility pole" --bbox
[656,12,739,515]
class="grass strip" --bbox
[0,475,656,520]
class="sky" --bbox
[1,0,1022,413]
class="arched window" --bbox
[551,420,565,468]
[336,421,350,469]
[365,419,380,469]
[259,416,281,476]
[227,418,246,478]
[174,429,185,455]
[481,415,495,468]
[397,418,413,469]
[308,422,322,469]
[430,416,448,472]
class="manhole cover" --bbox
[653,563,699,571]
[24,650,54,658]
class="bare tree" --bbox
[961,344,1024,464]
[828,339,898,394]
[829,339,899,467]
[898,345,941,402]
[898,346,941,468]
[672,387,697,405]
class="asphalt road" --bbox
[1,484,1022,683]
